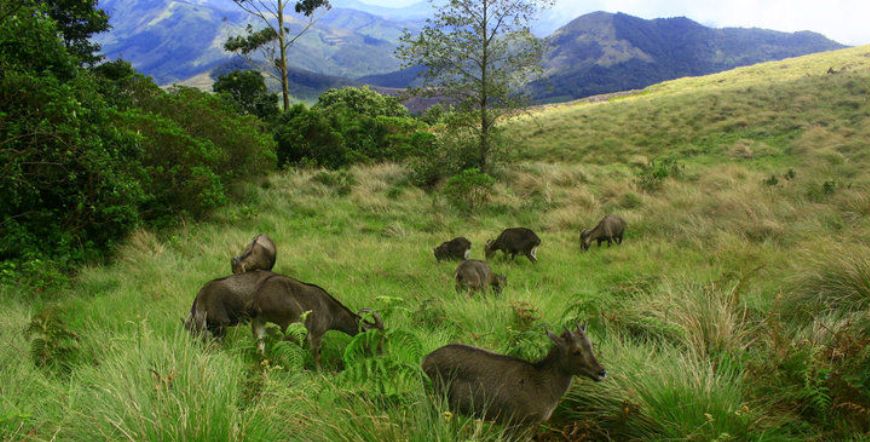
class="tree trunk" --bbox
[479,0,489,173]
[277,0,290,111]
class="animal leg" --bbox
[252,318,267,355]
[607,238,613,247]
[616,235,623,245]
[308,332,323,370]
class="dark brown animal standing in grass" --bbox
[184,271,275,338]
[232,234,277,274]
[580,215,626,251]
[250,275,383,368]
[422,325,606,426]
[455,259,506,295]
[485,228,541,263]
[434,237,472,262]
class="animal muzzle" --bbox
[595,368,607,382]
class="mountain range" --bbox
[95,1,845,103]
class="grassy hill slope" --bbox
[2,47,869,440]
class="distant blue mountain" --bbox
[96,4,844,104]
[362,11,845,103]
[96,0,424,87]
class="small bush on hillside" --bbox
[443,168,496,212]
[311,170,356,196]
[275,87,427,169]
[635,157,685,192]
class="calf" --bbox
[434,237,472,262]
[455,259,506,295]
[232,234,277,274]
[485,228,541,263]
[580,215,626,251]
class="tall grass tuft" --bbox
[787,245,870,318]
[61,325,281,440]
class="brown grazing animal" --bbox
[232,234,277,274]
[184,271,276,338]
[485,228,541,263]
[250,275,383,368]
[455,259,506,295]
[434,237,472,262]
[422,325,606,425]
[580,215,626,251]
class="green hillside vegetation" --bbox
[3,46,870,440]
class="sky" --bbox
[359,0,870,45]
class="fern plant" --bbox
[26,307,81,376]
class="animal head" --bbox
[547,324,606,381]
[484,240,496,258]
[579,229,592,251]
[492,274,507,294]
[357,308,384,332]
[231,256,246,274]
[434,245,446,260]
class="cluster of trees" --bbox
[1,1,274,273]
[1,0,552,278]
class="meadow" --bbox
[2,46,869,441]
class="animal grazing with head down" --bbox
[434,237,472,262]
[184,270,275,338]
[422,324,606,425]
[232,234,277,274]
[580,215,626,251]
[250,275,383,368]
[485,228,541,263]
[455,259,506,295]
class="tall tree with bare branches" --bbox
[226,0,331,111]
[398,0,552,172]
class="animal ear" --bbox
[577,323,587,334]
[546,329,560,343]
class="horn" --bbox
[371,311,384,329]
[546,329,559,342]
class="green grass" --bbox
[3,46,870,440]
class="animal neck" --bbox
[532,347,574,400]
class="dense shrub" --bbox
[443,168,496,212]
[275,87,427,169]
[0,3,275,275]
[213,70,279,121]
[1,7,145,264]
[407,127,480,188]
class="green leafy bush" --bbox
[213,70,279,121]
[443,168,496,212]
[0,4,275,277]
[635,157,685,192]
[275,87,426,169]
